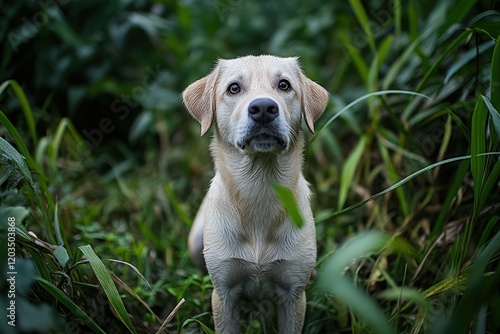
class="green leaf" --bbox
[320,231,388,274]
[432,158,470,236]
[329,155,474,218]
[393,0,402,35]
[349,0,376,53]
[444,41,495,84]
[378,141,409,216]
[437,230,500,333]
[377,35,394,69]
[0,110,54,216]
[165,182,192,227]
[0,136,33,188]
[0,206,29,223]
[34,276,106,334]
[274,185,304,228]
[339,30,369,82]
[319,231,394,334]
[50,118,90,172]
[338,136,366,210]
[478,159,500,210]
[439,0,479,34]
[54,202,64,246]
[0,80,37,145]
[481,95,500,142]
[54,246,70,270]
[415,30,472,93]
[78,245,137,334]
[491,34,500,112]
[314,90,431,143]
[182,318,216,334]
[470,97,488,216]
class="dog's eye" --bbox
[278,79,291,91]
[228,83,240,94]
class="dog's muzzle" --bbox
[237,98,288,152]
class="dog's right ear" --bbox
[182,65,220,136]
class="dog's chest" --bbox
[223,256,309,300]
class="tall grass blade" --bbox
[470,97,488,216]
[490,34,500,111]
[0,80,37,145]
[378,142,409,216]
[108,271,161,323]
[79,245,137,334]
[382,26,436,89]
[339,30,369,82]
[348,0,376,53]
[182,318,215,334]
[444,41,495,84]
[338,136,366,210]
[157,298,186,333]
[439,0,479,34]
[165,182,192,227]
[105,258,156,293]
[54,202,64,246]
[327,154,500,218]
[432,158,470,236]
[0,110,54,213]
[478,159,500,210]
[481,95,500,141]
[34,276,106,334]
[393,0,401,36]
[50,117,89,171]
[436,230,500,333]
[414,30,471,94]
[313,90,431,143]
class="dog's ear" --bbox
[182,65,220,136]
[299,71,329,134]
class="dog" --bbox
[183,55,329,333]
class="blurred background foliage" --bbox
[1,0,500,333]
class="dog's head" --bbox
[182,55,329,153]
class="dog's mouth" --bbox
[237,130,288,152]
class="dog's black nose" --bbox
[248,98,279,123]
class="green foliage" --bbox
[1,0,500,333]
[274,184,304,228]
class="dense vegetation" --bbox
[1,0,500,333]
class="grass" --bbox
[1,0,500,333]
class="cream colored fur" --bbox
[183,55,329,333]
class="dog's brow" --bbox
[224,72,246,85]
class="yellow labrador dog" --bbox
[183,55,329,333]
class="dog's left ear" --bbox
[182,65,220,136]
[299,71,329,134]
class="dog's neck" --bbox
[210,131,305,193]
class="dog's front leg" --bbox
[277,290,307,334]
[212,287,240,334]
